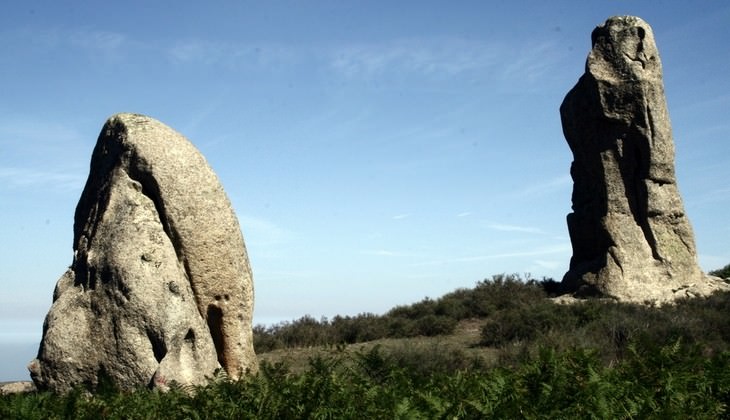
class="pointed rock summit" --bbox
[560,16,726,302]
[30,113,257,392]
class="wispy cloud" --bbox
[168,36,487,77]
[167,39,297,68]
[392,213,410,220]
[329,35,566,87]
[500,40,565,83]
[168,40,231,64]
[0,118,83,146]
[16,25,566,89]
[237,214,293,248]
[69,29,127,52]
[0,167,84,191]
[329,36,502,79]
[533,259,564,270]
[483,223,545,234]
[1,118,89,168]
[0,117,89,191]
[456,211,472,217]
[508,174,572,199]
[15,27,132,61]
[361,249,421,258]
[163,34,565,87]
[411,243,571,267]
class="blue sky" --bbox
[1,1,729,380]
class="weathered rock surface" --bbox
[30,113,257,392]
[560,16,728,302]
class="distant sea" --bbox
[0,341,37,382]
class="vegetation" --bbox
[253,274,549,353]
[4,272,730,418]
[710,263,730,279]
[255,273,730,365]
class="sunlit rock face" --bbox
[560,16,725,303]
[30,113,257,392]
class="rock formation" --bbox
[0,381,35,395]
[30,113,257,392]
[560,16,725,302]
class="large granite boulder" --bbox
[560,16,726,302]
[29,113,257,392]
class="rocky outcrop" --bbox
[30,113,257,392]
[0,381,35,395]
[560,16,727,302]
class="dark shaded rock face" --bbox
[30,113,257,392]
[560,16,723,302]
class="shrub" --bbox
[415,314,457,337]
[478,290,730,367]
[252,324,282,353]
[709,263,730,279]
[480,301,567,347]
[254,274,547,351]
[253,275,730,367]
[387,297,438,319]
[331,313,388,343]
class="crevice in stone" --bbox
[206,305,226,369]
[146,329,167,363]
[87,266,98,290]
[637,106,662,261]
[643,102,654,148]
[73,256,90,290]
[614,125,661,262]
[184,329,195,343]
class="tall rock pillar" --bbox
[560,16,716,302]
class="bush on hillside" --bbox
[709,263,730,279]
[479,290,730,367]
[253,274,547,352]
[254,273,730,368]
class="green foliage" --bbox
[4,341,730,418]
[480,300,565,346]
[710,263,730,279]
[479,290,730,367]
[253,274,549,352]
[6,275,730,417]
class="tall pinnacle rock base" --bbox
[560,16,726,303]
[30,113,257,392]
